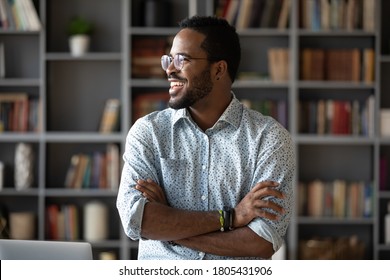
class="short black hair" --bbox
[179,15,241,83]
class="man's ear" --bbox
[214,60,228,80]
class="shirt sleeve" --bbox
[247,120,295,253]
[116,118,159,240]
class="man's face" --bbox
[166,29,214,110]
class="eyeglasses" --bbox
[161,54,210,71]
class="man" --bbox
[117,15,295,260]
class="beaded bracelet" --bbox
[218,210,225,231]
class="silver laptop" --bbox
[0,239,93,260]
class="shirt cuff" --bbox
[247,218,283,253]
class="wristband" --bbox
[229,208,235,230]
[223,207,234,231]
[218,210,225,231]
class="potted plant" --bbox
[67,16,93,56]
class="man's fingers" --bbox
[252,181,279,190]
[254,200,284,215]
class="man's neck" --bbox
[188,93,232,131]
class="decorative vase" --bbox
[9,212,35,239]
[14,143,34,191]
[83,201,108,241]
[69,35,90,57]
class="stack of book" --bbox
[241,98,287,128]
[216,0,291,29]
[300,48,375,83]
[64,144,119,190]
[298,179,373,218]
[131,37,170,78]
[0,0,41,31]
[0,92,41,132]
[46,204,79,241]
[132,92,169,122]
[300,0,375,31]
[298,96,375,136]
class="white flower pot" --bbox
[69,35,90,57]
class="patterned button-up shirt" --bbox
[117,94,295,260]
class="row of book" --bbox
[46,204,79,241]
[299,235,365,259]
[99,98,120,133]
[132,92,169,122]
[216,0,291,29]
[300,0,375,31]
[0,0,41,31]
[241,98,287,128]
[131,37,170,79]
[298,96,374,136]
[297,179,373,218]
[64,144,119,190]
[0,92,41,132]
[380,156,388,191]
[268,48,289,82]
[300,48,375,82]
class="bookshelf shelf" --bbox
[295,135,375,145]
[297,81,375,89]
[129,27,179,36]
[0,0,389,260]
[44,132,122,142]
[298,216,374,225]
[0,188,40,196]
[45,53,122,61]
[44,189,118,197]
[298,30,376,37]
[0,78,41,86]
[233,80,289,88]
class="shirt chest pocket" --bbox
[159,158,191,205]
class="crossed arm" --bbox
[135,179,285,259]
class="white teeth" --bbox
[170,82,184,87]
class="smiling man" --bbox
[117,15,295,260]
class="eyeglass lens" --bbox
[161,54,184,71]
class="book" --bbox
[99,98,120,133]
[277,0,290,29]
[132,92,169,121]
[235,0,253,29]
[307,179,324,217]
[20,0,41,31]
[363,0,375,31]
[224,0,240,26]
[64,154,81,188]
[131,37,168,78]
[0,160,4,190]
[268,48,289,82]
[363,48,375,83]
[106,143,119,191]
[0,92,29,132]
[72,154,89,189]
[0,42,4,78]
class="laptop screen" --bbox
[0,239,93,260]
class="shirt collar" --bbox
[172,92,243,130]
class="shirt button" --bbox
[201,195,206,201]
[202,165,206,170]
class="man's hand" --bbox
[135,179,168,205]
[233,181,285,228]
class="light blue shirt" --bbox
[117,95,295,260]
